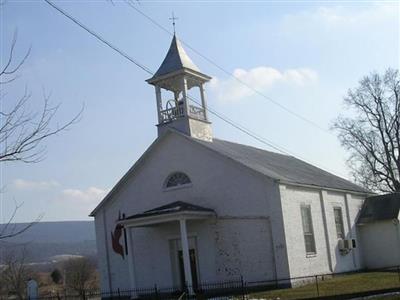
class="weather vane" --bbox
[169,12,178,34]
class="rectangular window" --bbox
[301,205,316,255]
[334,207,345,239]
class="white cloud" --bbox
[281,4,397,35]
[13,179,60,190]
[209,67,318,102]
[61,187,108,205]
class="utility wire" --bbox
[187,95,290,154]
[44,0,153,75]
[44,0,348,179]
[43,0,288,155]
[123,0,330,134]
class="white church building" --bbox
[90,35,374,294]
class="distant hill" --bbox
[0,221,96,264]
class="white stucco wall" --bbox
[212,218,275,282]
[125,217,276,289]
[127,219,219,289]
[279,184,365,278]
[359,220,400,269]
[93,132,367,292]
[323,191,364,272]
[93,133,286,291]
[280,185,331,277]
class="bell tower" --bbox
[146,35,213,141]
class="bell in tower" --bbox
[146,35,213,142]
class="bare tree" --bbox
[0,247,34,300]
[1,32,82,163]
[64,257,97,297]
[0,201,43,240]
[333,68,400,193]
[0,30,82,240]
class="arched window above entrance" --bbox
[164,172,191,189]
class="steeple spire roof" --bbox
[152,35,201,78]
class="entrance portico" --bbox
[118,201,216,295]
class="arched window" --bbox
[164,172,191,188]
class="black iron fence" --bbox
[7,265,400,300]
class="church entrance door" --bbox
[177,249,199,291]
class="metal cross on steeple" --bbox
[169,12,178,34]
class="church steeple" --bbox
[146,35,213,141]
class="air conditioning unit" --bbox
[344,239,353,249]
[338,239,356,253]
[338,239,346,251]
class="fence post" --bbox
[154,284,159,300]
[397,266,400,284]
[241,275,246,300]
[315,275,320,297]
[117,288,121,300]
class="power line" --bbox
[44,0,153,76]
[187,94,291,155]
[43,0,288,155]
[186,94,349,179]
[123,0,330,134]
[43,0,348,179]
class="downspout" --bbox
[273,182,292,281]
[320,190,333,273]
[344,194,357,268]
[394,219,400,266]
[267,218,279,282]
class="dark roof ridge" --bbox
[145,200,214,213]
[124,200,215,221]
[212,137,294,158]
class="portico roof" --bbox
[118,201,216,227]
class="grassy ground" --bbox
[371,294,400,300]
[248,272,400,300]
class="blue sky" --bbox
[1,0,399,222]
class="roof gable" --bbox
[89,131,173,216]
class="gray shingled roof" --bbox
[152,35,200,78]
[89,131,370,217]
[191,137,369,193]
[124,201,215,220]
[357,193,400,224]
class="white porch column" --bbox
[181,76,189,117]
[199,84,208,120]
[155,86,162,124]
[179,218,194,294]
[125,227,137,298]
